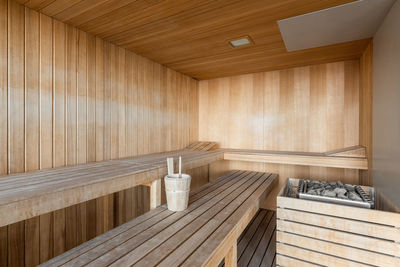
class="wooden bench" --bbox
[0,148,224,227]
[0,139,368,228]
[39,170,277,267]
[236,209,276,267]
[219,209,276,267]
[186,141,217,151]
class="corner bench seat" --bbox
[40,170,277,267]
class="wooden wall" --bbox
[199,60,367,210]
[0,0,199,266]
[359,42,373,186]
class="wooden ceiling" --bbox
[16,0,370,80]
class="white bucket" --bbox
[164,174,191,211]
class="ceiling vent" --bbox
[228,36,254,48]
[277,0,395,52]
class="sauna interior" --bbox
[1,0,399,266]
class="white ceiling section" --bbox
[278,0,396,52]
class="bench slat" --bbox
[253,218,276,267]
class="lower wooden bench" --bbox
[237,209,276,267]
[220,209,277,267]
[40,170,277,267]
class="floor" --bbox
[221,209,276,267]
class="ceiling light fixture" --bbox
[228,36,254,48]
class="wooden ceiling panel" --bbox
[81,0,232,39]
[125,22,285,66]
[39,0,82,16]
[50,0,120,22]
[17,0,367,79]
[111,1,275,47]
[175,39,371,79]
[68,0,156,29]
[45,0,136,26]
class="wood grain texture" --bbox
[0,0,7,265]
[235,209,276,267]
[224,243,237,267]
[7,1,25,266]
[52,18,66,260]
[0,1,199,265]
[277,179,400,266]
[200,60,363,210]
[324,145,366,158]
[24,8,40,267]
[15,0,369,79]
[38,171,277,267]
[359,42,373,186]
[223,149,368,170]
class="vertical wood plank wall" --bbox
[0,0,200,266]
[359,42,373,186]
[199,60,369,210]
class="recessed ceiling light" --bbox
[228,36,254,48]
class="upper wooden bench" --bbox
[0,147,224,227]
[40,170,277,267]
[0,142,368,227]
[185,141,217,151]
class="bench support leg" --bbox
[225,242,237,267]
[148,179,161,210]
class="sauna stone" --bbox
[305,180,363,201]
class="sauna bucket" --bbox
[164,174,191,211]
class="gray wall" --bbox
[373,0,400,209]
